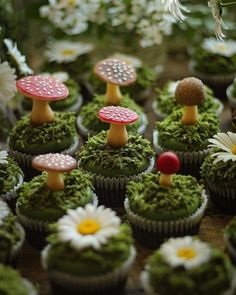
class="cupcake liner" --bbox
[22,279,38,295]
[226,84,236,110]
[42,245,136,294]
[76,113,148,138]
[224,234,236,265]
[124,191,208,248]
[153,130,209,178]
[206,181,236,215]
[80,157,154,208]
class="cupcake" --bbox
[0,264,37,295]
[0,200,25,266]
[42,204,136,295]
[153,77,220,178]
[153,80,223,121]
[21,72,83,114]
[226,77,236,112]
[224,217,236,265]
[125,152,207,248]
[16,153,97,249]
[0,150,23,211]
[201,132,236,214]
[8,75,79,172]
[189,37,236,87]
[77,106,154,208]
[77,58,148,138]
[141,236,235,295]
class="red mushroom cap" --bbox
[16,75,69,101]
[98,106,139,125]
[156,152,180,174]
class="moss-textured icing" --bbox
[9,112,76,154]
[127,173,203,221]
[79,94,143,132]
[0,264,36,295]
[155,110,219,152]
[225,216,236,248]
[77,131,153,177]
[147,245,233,295]
[0,157,23,194]
[46,224,132,276]
[156,83,220,116]
[17,170,94,222]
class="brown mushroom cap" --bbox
[32,153,77,172]
[175,77,205,106]
[94,58,137,86]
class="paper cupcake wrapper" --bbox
[8,222,25,265]
[224,234,236,265]
[77,113,148,138]
[42,245,136,292]
[22,280,38,295]
[226,85,236,110]
[8,136,80,168]
[1,174,23,202]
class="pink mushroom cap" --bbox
[156,152,180,174]
[98,106,139,125]
[16,75,69,101]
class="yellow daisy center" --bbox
[216,44,227,52]
[62,49,76,56]
[77,219,100,235]
[177,247,197,260]
[68,0,77,6]
[231,145,236,154]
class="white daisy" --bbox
[45,40,94,63]
[160,236,211,270]
[57,204,121,250]
[0,200,10,225]
[0,151,8,165]
[208,132,236,163]
[202,38,236,57]
[41,71,69,83]
[111,53,142,68]
[0,61,17,104]
[4,39,33,75]
[162,0,189,21]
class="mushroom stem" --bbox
[105,83,122,105]
[159,173,173,186]
[107,123,128,148]
[46,171,65,191]
[181,105,198,125]
[31,99,54,125]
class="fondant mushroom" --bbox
[17,75,69,125]
[98,106,139,148]
[32,153,77,191]
[175,77,205,125]
[94,58,137,105]
[156,152,180,186]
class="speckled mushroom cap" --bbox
[175,77,205,106]
[32,153,77,172]
[94,58,137,86]
[16,75,69,101]
[98,106,139,124]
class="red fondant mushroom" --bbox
[94,58,137,105]
[32,153,77,191]
[17,75,69,125]
[98,106,139,148]
[156,152,180,186]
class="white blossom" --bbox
[0,61,17,104]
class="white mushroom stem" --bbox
[105,83,122,105]
[46,171,64,191]
[31,99,54,125]
[107,123,128,148]
[159,173,173,186]
[182,105,198,125]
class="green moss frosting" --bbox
[0,264,36,295]
[225,217,236,248]
[0,157,22,194]
[127,173,203,221]
[201,152,236,185]
[77,131,154,177]
[46,224,132,276]
[79,94,143,133]
[17,170,94,222]
[0,213,21,263]
[155,110,219,151]
[147,245,233,295]
[156,83,220,116]
[9,112,76,154]
[22,79,80,111]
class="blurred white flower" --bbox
[111,53,142,68]
[0,151,8,165]
[162,0,189,21]
[4,39,33,75]
[0,61,17,104]
[202,38,236,57]
[168,81,179,94]
[41,71,69,83]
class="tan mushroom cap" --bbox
[32,153,77,172]
[175,77,205,106]
[94,58,137,86]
